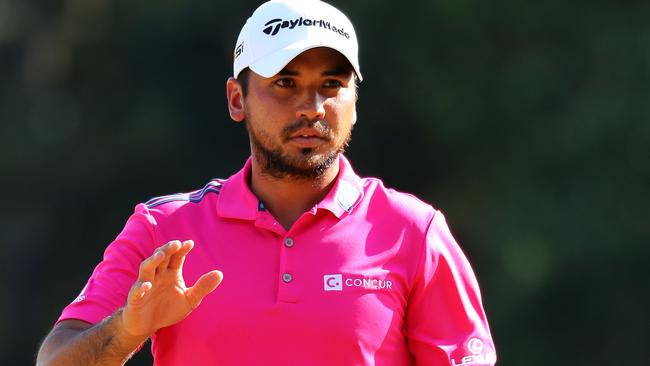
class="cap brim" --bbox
[249,40,362,81]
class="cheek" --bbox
[326,97,356,129]
[245,98,287,131]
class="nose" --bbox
[295,90,326,121]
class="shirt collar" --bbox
[316,154,364,218]
[217,154,364,220]
[217,158,260,220]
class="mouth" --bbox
[287,128,328,148]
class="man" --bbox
[37,1,497,365]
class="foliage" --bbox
[1,0,648,364]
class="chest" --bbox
[152,214,416,364]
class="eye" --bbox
[323,79,343,88]
[274,78,295,88]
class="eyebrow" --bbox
[276,69,299,76]
[323,67,353,77]
[276,66,353,77]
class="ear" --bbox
[226,77,245,122]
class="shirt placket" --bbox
[277,234,299,303]
[254,206,302,304]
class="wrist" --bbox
[111,308,150,349]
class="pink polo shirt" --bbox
[59,155,496,366]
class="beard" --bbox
[246,118,352,181]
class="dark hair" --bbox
[237,68,251,97]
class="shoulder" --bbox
[140,178,226,216]
[359,177,438,229]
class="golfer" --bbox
[37,1,497,365]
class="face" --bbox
[227,47,357,181]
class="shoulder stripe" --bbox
[146,195,192,208]
[145,193,187,207]
[146,179,224,209]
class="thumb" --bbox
[186,270,223,309]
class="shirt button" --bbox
[282,273,293,283]
[284,237,294,248]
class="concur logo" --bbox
[262,17,350,39]
[324,274,393,292]
[324,274,343,291]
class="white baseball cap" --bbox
[233,0,362,81]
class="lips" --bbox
[289,128,324,139]
[287,128,327,148]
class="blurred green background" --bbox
[2,0,649,365]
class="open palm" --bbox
[121,240,223,338]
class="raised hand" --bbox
[121,240,223,338]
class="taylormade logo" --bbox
[263,17,350,39]
[234,43,244,59]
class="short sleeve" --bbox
[57,203,159,325]
[406,211,497,365]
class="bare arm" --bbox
[36,316,146,366]
[37,240,223,366]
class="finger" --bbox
[138,250,166,283]
[155,240,181,275]
[168,240,194,270]
[185,270,223,309]
[154,240,182,274]
[127,281,152,307]
[138,241,180,281]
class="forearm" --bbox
[39,240,222,366]
[37,309,148,366]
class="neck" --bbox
[249,157,340,231]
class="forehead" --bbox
[280,47,354,75]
